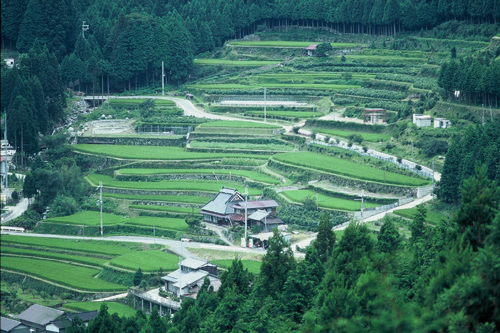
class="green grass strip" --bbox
[109,99,175,105]
[64,302,137,317]
[87,174,263,196]
[73,145,271,161]
[0,246,109,266]
[273,152,430,187]
[109,250,179,272]
[102,192,209,204]
[1,256,126,292]
[1,235,137,256]
[212,259,261,275]
[281,189,380,211]
[118,168,280,184]
[188,83,360,90]
[246,111,322,118]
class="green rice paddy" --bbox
[73,145,271,160]
[273,152,430,186]
[102,192,210,204]
[118,168,280,184]
[1,256,126,291]
[281,189,380,211]
[109,250,179,272]
[129,205,198,214]
[87,174,263,195]
[64,302,137,317]
[0,246,109,266]
[190,141,294,152]
[189,83,360,90]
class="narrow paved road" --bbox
[1,198,30,224]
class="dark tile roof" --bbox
[67,310,98,322]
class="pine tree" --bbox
[314,212,336,263]
[410,205,427,244]
[377,217,401,254]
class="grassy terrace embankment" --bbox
[117,168,280,184]
[64,302,137,317]
[87,174,263,196]
[280,189,380,211]
[272,152,430,187]
[188,83,361,90]
[72,145,272,160]
[1,257,126,292]
[194,59,281,66]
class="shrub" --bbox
[311,132,317,140]
[362,146,368,153]
[415,165,422,170]
[324,136,330,143]
[348,134,363,144]
[292,126,300,134]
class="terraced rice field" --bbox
[256,73,376,81]
[0,246,109,266]
[1,257,127,292]
[1,235,138,256]
[190,141,294,152]
[281,189,380,211]
[87,174,263,196]
[102,193,210,204]
[117,168,280,184]
[189,83,360,90]
[246,110,322,118]
[393,207,449,225]
[272,152,430,186]
[109,250,179,272]
[228,41,364,48]
[194,59,280,66]
[64,302,137,317]
[129,205,198,214]
[73,145,271,160]
[312,128,392,142]
[212,259,261,275]
[45,211,189,231]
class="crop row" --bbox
[228,41,364,48]
[188,83,360,91]
[190,141,294,152]
[374,73,439,90]
[129,205,198,214]
[339,88,407,100]
[199,120,281,128]
[102,193,210,204]
[272,152,430,187]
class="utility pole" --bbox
[4,110,8,189]
[161,61,165,96]
[490,105,493,122]
[264,87,267,122]
[99,181,103,236]
[411,141,414,160]
[482,104,485,126]
[153,224,156,249]
[82,21,89,39]
[244,187,248,246]
[432,159,435,201]
[355,190,364,223]
[316,189,318,210]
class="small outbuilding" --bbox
[414,115,431,127]
[434,118,451,128]
[363,108,387,124]
[16,304,64,331]
[305,44,317,56]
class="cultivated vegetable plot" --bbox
[109,250,178,272]
[118,168,280,184]
[281,189,380,211]
[87,174,263,196]
[73,145,271,160]
[273,152,430,186]
[1,257,127,292]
